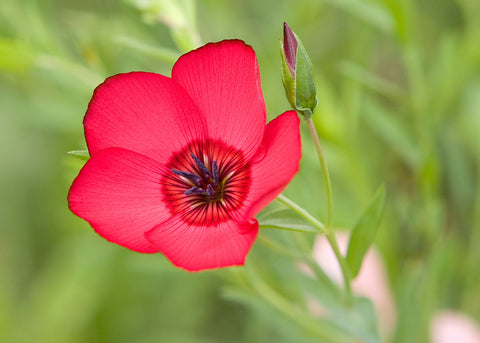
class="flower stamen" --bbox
[206,184,215,197]
[185,187,207,195]
[171,153,223,201]
[212,160,219,187]
[190,153,212,179]
[171,169,202,186]
[163,139,251,225]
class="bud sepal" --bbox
[280,23,318,119]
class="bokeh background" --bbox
[1,0,480,342]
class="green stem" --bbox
[258,232,341,299]
[249,268,350,342]
[276,194,325,232]
[306,118,333,228]
[290,232,342,299]
[325,231,353,299]
[306,118,353,301]
[276,194,353,301]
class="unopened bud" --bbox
[280,23,317,119]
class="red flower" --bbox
[68,40,301,271]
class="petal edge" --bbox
[68,147,172,253]
[145,217,259,271]
[172,40,266,160]
[241,111,301,221]
[84,72,206,163]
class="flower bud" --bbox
[280,23,317,119]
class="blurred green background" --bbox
[1,0,480,342]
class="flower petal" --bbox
[172,40,266,160]
[240,110,301,220]
[84,72,206,163]
[145,217,258,271]
[68,147,173,253]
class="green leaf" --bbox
[337,61,403,98]
[363,97,422,169]
[35,55,104,89]
[67,150,90,161]
[114,36,180,63]
[258,208,318,233]
[346,185,386,278]
[322,0,394,34]
[331,297,381,343]
[126,0,200,52]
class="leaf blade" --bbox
[346,185,386,278]
[67,150,90,161]
[258,208,318,233]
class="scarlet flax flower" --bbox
[68,40,301,271]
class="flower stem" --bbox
[249,270,350,342]
[306,118,333,228]
[258,231,341,299]
[276,194,325,233]
[325,231,353,299]
[276,194,353,302]
[306,118,353,302]
[290,232,342,299]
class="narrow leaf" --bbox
[114,36,180,63]
[363,98,422,169]
[67,150,90,161]
[258,208,318,233]
[337,61,403,98]
[346,186,386,278]
[321,0,394,34]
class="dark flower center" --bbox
[171,153,223,201]
[162,140,251,225]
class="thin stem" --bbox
[306,118,353,302]
[277,193,353,302]
[258,232,340,299]
[290,232,342,299]
[306,118,333,228]
[325,231,353,299]
[251,274,350,342]
[276,194,326,232]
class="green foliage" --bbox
[346,185,386,278]
[280,26,317,119]
[114,35,180,63]
[0,38,35,71]
[258,207,318,233]
[67,150,90,161]
[294,41,317,119]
